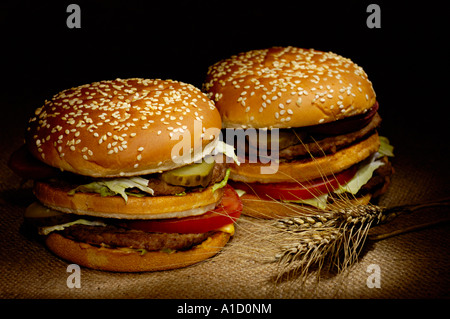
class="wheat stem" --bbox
[269,197,450,283]
[368,217,450,241]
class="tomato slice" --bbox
[119,184,242,234]
[230,166,357,201]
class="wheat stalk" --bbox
[268,197,450,283]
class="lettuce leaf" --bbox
[102,177,154,202]
[283,193,329,209]
[39,219,107,236]
[336,135,394,194]
[335,157,385,195]
[235,189,246,197]
[213,141,240,165]
[212,168,230,193]
[68,176,154,202]
[68,181,115,197]
[281,154,385,207]
[378,136,395,158]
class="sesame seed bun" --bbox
[26,78,221,177]
[18,78,239,272]
[203,47,376,129]
[45,231,231,272]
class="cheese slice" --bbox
[214,223,235,236]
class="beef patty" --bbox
[59,224,215,251]
[277,113,382,160]
[243,112,381,162]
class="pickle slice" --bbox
[161,159,216,187]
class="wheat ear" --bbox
[271,197,450,282]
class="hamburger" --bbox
[9,78,242,272]
[203,47,394,218]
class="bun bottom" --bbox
[45,231,230,272]
[239,193,372,219]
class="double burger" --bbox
[9,78,242,272]
[203,47,394,218]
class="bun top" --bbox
[26,78,222,177]
[203,47,376,129]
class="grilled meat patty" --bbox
[60,224,215,251]
[241,112,381,162]
[277,113,382,160]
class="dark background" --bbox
[0,0,448,146]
